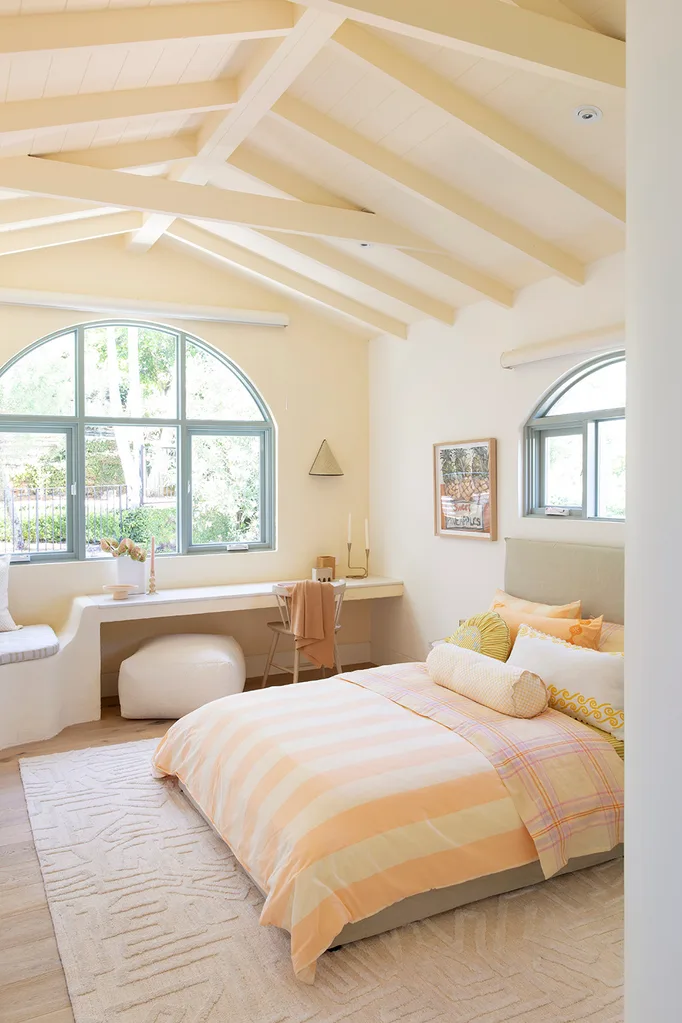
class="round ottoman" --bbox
[118,634,246,719]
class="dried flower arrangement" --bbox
[100,537,148,562]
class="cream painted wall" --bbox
[1,238,370,663]
[369,252,625,665]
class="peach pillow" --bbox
[496,608,603,649]
[490,588,581,619]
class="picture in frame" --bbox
[434,439,497,540]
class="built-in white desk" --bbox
[0,576,404,750]
[84,575,404,622]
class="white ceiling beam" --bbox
[0,285,289,325]
[272,95,585,282]
[130,7,344,251]
[229,144,515,306]
[0,196,120,233]
[0,1,294,56]
[0,81,236,137]
[0,156,434,248]
[168,220,409,338]
[44,135,197,171]
[260,231,457,323]
[296,0,624,87]
[511,0,596,30]
[0,211,142,256]
[334,23,625,222]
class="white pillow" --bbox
[426,641,548,719]
[0,554,19,632]
[510,624,624,737]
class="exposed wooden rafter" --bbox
[0,212,143,257]
[0,197,120,233]
[0,81,236,137]
[334,22,625,222]
[272,95,586,282]
[130,7,344,251]
[44,136,197,172]
[167,221,410,338]
[0,156,436,248]
[295,0,625,87]
[0,0,294,56]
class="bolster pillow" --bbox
[426,642,548,719]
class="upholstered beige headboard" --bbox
[504,538,624,625]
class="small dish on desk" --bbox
[103,584,138,601]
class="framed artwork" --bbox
[434,439,497,540]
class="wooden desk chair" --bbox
[260,580,346,687]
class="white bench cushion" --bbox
[0,624,59,665]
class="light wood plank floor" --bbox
[0,666,372,1023]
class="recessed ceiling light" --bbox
[574,105,603,123]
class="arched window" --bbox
[524,352,625,520]
[0,321,274,561]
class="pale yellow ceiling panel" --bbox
[0,37,237,105]
[401,124,624,248]
[289,49,370,114]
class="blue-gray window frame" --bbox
[524,351,625,521]
[0,319,275,562]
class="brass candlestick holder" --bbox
[147,567,157,595]
[346,542,369,579]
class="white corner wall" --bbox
[369,252,625,665]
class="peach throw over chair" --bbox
[261,580,346,687]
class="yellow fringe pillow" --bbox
[446,612,511,663]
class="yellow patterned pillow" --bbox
[426,641,548,719]
[446,612,511,662]
[510,624,624,738]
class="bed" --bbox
[152,539,624,981]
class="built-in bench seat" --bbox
[0,624,59,666]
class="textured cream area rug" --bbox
[20,739,624,1023]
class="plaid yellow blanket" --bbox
[346,663,624,877]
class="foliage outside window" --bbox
[0,321,274,561]
[524,352,625,521]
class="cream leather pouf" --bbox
[118,634,246,719]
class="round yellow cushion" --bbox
[446,611,511,662]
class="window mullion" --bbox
[584,421,596,518]
[178,334,187,555]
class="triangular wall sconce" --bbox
[309,440,343,476]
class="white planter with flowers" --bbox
[101,538,148,594]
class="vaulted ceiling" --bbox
[0,0,626,338]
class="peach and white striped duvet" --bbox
[152,662,623,981]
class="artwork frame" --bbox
[434,438,497,541]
